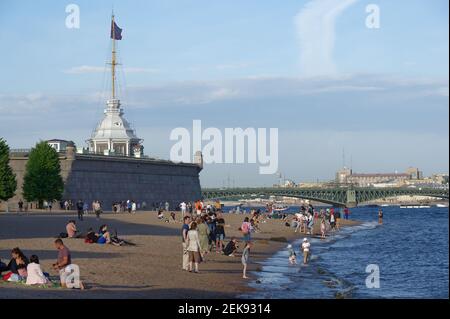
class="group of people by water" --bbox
[287,205,352,239]
[179,203,259,279]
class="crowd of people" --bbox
[288,205,349,238]
[179,202,257,279]
[0,240,84,289]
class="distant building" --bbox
[47,139,73,152]
[336,167,353,184]
[335,167,423,187]
[432,174,449,185]
[406,167,424,180]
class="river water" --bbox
[226,206,449,299]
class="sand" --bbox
[0,210,360,299]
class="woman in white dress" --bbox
[186,222,202,273]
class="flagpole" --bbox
[111,14,116,100]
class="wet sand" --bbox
[0,210,359,298]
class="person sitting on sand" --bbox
[223,237,238,257]
[242,241,252,279]
[85,228,98,244]
[53,239,72,288]
[0,258,8,274]
[26,255,51,286]
[2,247,29,281]
[157,210,164,219]
[66,220,81,238]
[287,244,297,265]
[53,239,84,289]
[97,225,112,244]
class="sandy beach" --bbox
[0,210,359,299]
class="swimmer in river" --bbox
[378,208,383,225]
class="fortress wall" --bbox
[1,153,202,211]
[64,155,202,209]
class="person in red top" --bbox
[344,207,350,220]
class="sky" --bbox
[0,0,448,187]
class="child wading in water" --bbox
[242,242,252,279]
[287,244,297,264]
[320,219,326,239]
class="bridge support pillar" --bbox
[346,189,357,208]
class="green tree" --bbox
[22,141,64,208]
[0,138,17,202]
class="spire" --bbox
[111,13,117,100]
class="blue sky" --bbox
[0,0,448,186]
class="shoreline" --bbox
[0,210,360,299]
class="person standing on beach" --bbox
[181,216,191,271]
[76,200,84,221]
[131,201,137,214]
[186,222,202,273]
[83,202,89,215]
[242,242,251,279]
[301,238,311,264]
[94,201,102,220]
[180,201,187,218]
[215,213,226,253]
[197,217,210,260]
[241,217,252,245]
[378,208,383,225]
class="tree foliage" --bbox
[22,141,64,207]
[0,138,17,202]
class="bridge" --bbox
[202,187,449,207]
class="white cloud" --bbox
[0,74,447,115]
[294,0,357,77]
[64,65,159,74]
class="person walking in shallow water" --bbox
[301,238,311,264]
[320,219,326,239]
[242,241,252,279]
